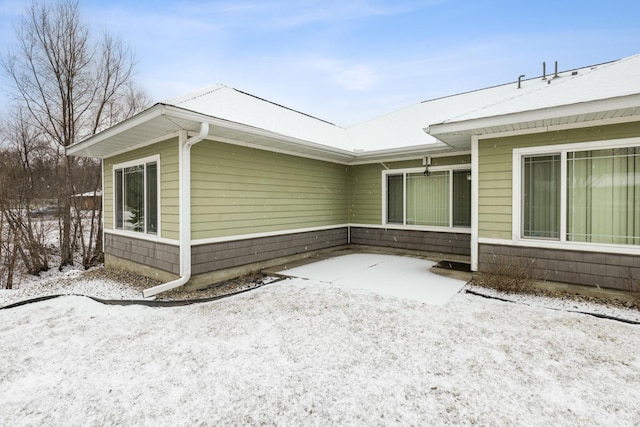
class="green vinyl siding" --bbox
[348,159,421,224]
[103,138,179,240]
[430,154,471,167]
[190,141,348,239]
[478,122,640,240]
[349,163,385,224]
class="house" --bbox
[71,190,102,210]
[67,54,640,297]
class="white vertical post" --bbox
[101,158,106,254]
[560,151,567,242]
[471,135,479,271]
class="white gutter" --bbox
[142,122,209,298]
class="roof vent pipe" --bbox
[542,62,547,80]
[554,61,559,78]
[517,74,525,89]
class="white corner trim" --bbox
[470,136,479,271]
[511,149,522,242]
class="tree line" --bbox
[0,0,150,288]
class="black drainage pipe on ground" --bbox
[465,289,640,326]
[0,278,286,310]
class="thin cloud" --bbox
[170,0,428,30]
[298,56,379,91]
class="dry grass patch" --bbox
[475,254,545,294]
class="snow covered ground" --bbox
[0,267,146,305]
[279,253,466,305]
[1,259,639,425]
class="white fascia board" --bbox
[66,104,166,156]
[426,94,640,137]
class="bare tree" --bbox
[0,150,21,289]
[0,108,54,284]
[2,0,150,269]
[70,156,103,268]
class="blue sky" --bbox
[1,0,639,126]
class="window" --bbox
[567,148,640,245]
[114,158,158,234]
[385,167,471,228]
[522,155,561,239]
[518,143,640,246]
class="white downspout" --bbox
[142,122,209,298]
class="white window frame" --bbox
[112,154,161,237]
[381,164,471,233]
[512,136,640,252]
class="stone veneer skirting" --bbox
[105,233,180,275]
[191,228,349,275]
[479,243,640,291]
[350,227,471,256]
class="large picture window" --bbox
[385,167,471,228]
[519,143,640,246]
[567,148,640,245]
[114,158,158,234]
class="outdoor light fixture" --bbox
[423,156,431,176]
